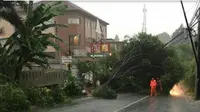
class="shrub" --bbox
[36,87,55,107]
[23,87,39,105]
[24,86,70,108]
[92,86,117,99]
[0,84,30,112]
[63,75,83,97]
[64,96,72,104]
[50,85,65,104]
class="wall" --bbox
[55,11,86,56]
[19,69,67,87]
[0,19,15,38]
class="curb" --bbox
[114,96,149,112]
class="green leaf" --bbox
[29,58,49,68]
[33,23,67,32]
[31,52,54,59]
[24,63,32,70]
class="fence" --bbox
[19,69,68,88]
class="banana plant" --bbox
[0,0,67,83]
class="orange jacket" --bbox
[150,80,157,87]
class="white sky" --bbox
[72,1,196,40]
[34,0,197,41]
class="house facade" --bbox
[0,1,109,60]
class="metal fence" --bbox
[19,69,68,88]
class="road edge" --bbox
[113,96,149,112]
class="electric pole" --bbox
[196,7,200,100]
[180,0,200,100]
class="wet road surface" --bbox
[126,96,200,112]
[39,94,146,112]
[38,94,200,112]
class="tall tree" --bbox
[100,33,184,94]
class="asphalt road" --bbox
[38,94,200,112]
[39,94,146,112]
[126,96,200,112]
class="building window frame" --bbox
[68,17,80,24]
[69,35,81,46]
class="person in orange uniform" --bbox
[150,78,157,96]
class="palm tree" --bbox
[0,0,67,83]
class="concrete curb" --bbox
[114,96,149,112]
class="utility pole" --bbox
[196,7,200,100]
[180,0,200,100]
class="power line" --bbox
[165,28,186,46]
[186,0,199,13]
[165,0,200,47]
[190,0,200,26]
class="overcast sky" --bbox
[72,1,197,40]
[34,0,197,40]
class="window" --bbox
[68,18,80,24]
[69,35,80,45]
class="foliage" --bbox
[183,58,196,92]
[161,56,185,94]
[23,87,39,105]
[110,76,141,93]
[103,33,184,94]
[36,87,55,107]
[0,84,30,112]
[174,44,196,93]
[0,1,67,83]
[76,61,92,78]
[95,54,119,83]
[50,85,65,104]
[92,86,117,99]
[24,85,71,107]
[63,96,72,104]
[63,72,83,97]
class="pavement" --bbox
[38,93,147,112]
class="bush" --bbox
[50,85,65,104]
[64,96,72,104]
[24,87,55,107]
[92,86,117,99]
[63,75,83,97]
[24,85,71,108]
[23,87,39,105]
[36,87,55,107]
[0,84,30,112]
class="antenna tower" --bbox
[142,4,147,33]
